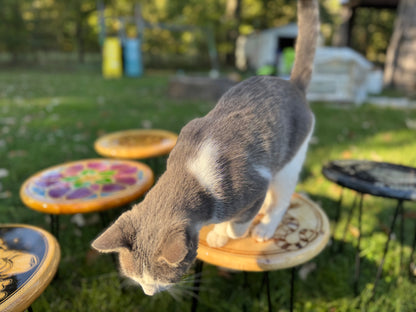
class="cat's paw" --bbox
[226,222,250,239]
[251,223,276,242]
[206,230,229,248]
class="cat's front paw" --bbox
[206,230,229,248]
[251,223,276,242]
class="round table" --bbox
[0,224,60,312]
[322,159,416,295]
[20,159,154,237]
[94,129,178,159]
[193,193,330,312]
[322,159,416,201]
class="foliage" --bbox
[0,0,402,69]
[350,8,396,65]
[1,69,416,311]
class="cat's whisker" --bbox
[174,281,212,293]
[170,287,200,300]
[179,277,203,284]
[167,287,184,302]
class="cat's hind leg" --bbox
[251,180,292,242]
[252,137,310,242]
[226,197,265,239]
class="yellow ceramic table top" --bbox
[94,129,178,159]
[0,224,60,312]
[20,159,154,215]
[197,193,330,272]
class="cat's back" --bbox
[213,75,307,114]
[207,75,313,143]
[170,75,313,170]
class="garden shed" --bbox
[236,23,298,72]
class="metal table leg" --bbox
[191,260,204,312]
[339,192,359,253]
[50,214,60,241]
[330,187,344,252]
[409,219,416,278]
[260,272,272,312]
[353,193,364,295]
[290,267,295,312]
[372,199,403,297]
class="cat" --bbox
[92,0,320,296]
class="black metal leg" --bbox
[399,202,405,270]
[353,193,364,295]
[50,214,60,241]
[241,272,250,312]
[331,188,344,250]
[260,272,272,312]
[290,267,295,312]
[409,219,416,278]
[372,200,403,297]
[191,260,204,312]
[339,192,359,253]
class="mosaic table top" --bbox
[20,159,154,214]
[322,159,416,201]
[197,193,330,272]
[94,129,178,159]
[0,224,60,312]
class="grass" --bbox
[1,68,416,311]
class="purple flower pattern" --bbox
[28,160,142,201]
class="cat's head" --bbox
[91,210,197,295]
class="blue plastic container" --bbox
[123,38,143,77]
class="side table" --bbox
[94,129,177,176]
[0,224,60,312]
[20,158,154,239]
[192,193,330,312]
[322,159,416,295]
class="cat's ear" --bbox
[158,231,188,266]
[92,215,131,253]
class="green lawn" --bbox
[1,69,416,311]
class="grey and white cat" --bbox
[92,0,320,296]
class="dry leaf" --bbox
[8,150,27,158]
[298,262,317,281]
[349,225,360,238]
[0,169,9,179]
[0,191,12,199]
[71,213,86,227]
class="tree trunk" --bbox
[75,2,85,64]
[224,0,242,66]
[332,6,351,47]
[384,0,416,92]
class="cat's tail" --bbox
[290,0,320,93]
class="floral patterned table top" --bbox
[94,129,177,159]
[20,159,154,214]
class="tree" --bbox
[384,0,416,92]
[0,0,29,63]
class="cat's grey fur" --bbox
[92,0,320,296]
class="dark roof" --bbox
[345,0,399,9]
